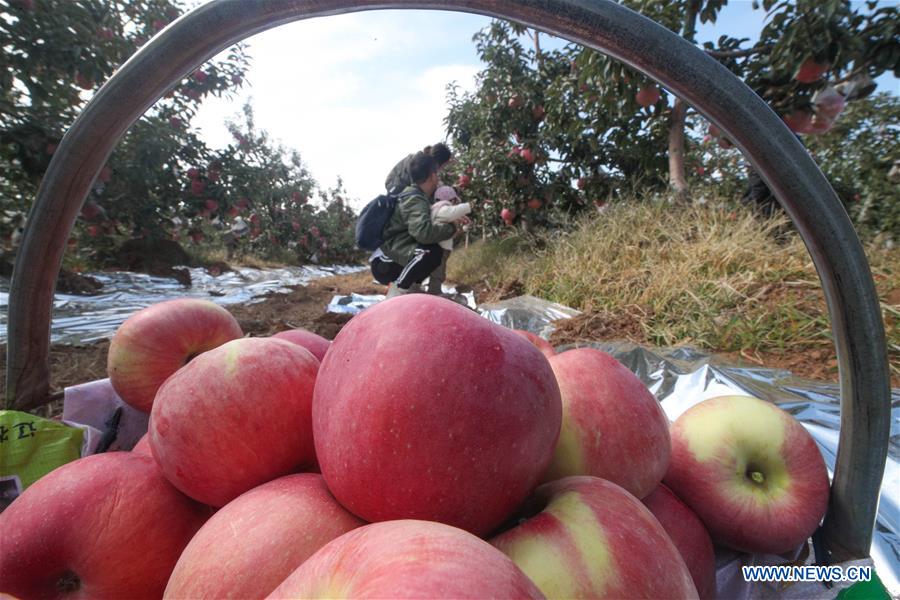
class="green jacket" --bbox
[380,184,455,264]
[385,154,413,194]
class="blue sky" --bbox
[192,3,897,209]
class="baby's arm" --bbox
[433,202,472,224]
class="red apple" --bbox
[664,395,830,554]
[86,225,101,237]
[107,298,243,412]
[532,104,546,120]
[268,520,544,599]
[490,476,698,599]
[192,69,208,83]
[272,327,331,362]
[74,72,93,90]
[190,179,206,197]
[543,348,670,499]
[132,432,153,456]
[457,174,471,187]
[313,294,562,536]
[636,85,661,107]
[501,208,515,224]
[643,484,716,599]
[520,147,536,163]
[527,198,543,210]
[186,167,200,179]
[0,453,208,599]
[204,199,219,212]
[150,337,319,507]
[513,329,555,358]
[165,474,364,599]
[784,110,814,134]
[80,201,104,221]
[795,58,829,84]
[508,94,523,109]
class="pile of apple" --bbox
[0,295,831,599]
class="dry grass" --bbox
[448,197,899,380]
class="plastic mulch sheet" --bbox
[0,264,365,345]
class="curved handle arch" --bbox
[5,0,889,563]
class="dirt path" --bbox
[2,269,893,415]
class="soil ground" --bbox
[2,269,895,416]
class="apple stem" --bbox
[57,571,80,593]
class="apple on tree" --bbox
[267,520,544,599]
[150,337,320,507]
[636,85,661,108]
[312,294,562,537]
[795,58,829,84]
[0,453,208,599]
[543,348,671,499]
[107,298,243,412]
[165,474,364,599]
[501,208,516,225]
[664,394,830,555]
[490,476,698,599]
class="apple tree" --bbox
[0,0,249,250]
[444,1,898,235]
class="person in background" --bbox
[426,185,471,296]
[371,152,456,298]
[385,143,453,195]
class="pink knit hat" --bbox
[434,186,459,203]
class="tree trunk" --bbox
[667,0,701,200]
[668,97,689,200]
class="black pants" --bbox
[371,244,443,289]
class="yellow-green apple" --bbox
[663,395,830,554]
[490,476,698,599]
[107,298,243,412]
[150,337,319,507]
[543,348,670,498]
[164,473,364,599]
[272,327,330,362]
[267,520,544,599]
[313,294,561,537]
[513,329,556,358]
[642,484,716,600]
[0,453,208,599]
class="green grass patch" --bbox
[449,196,899,377]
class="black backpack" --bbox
[355,190,414,251]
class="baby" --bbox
[427,185,471,295]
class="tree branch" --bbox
[705,44,772,59]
